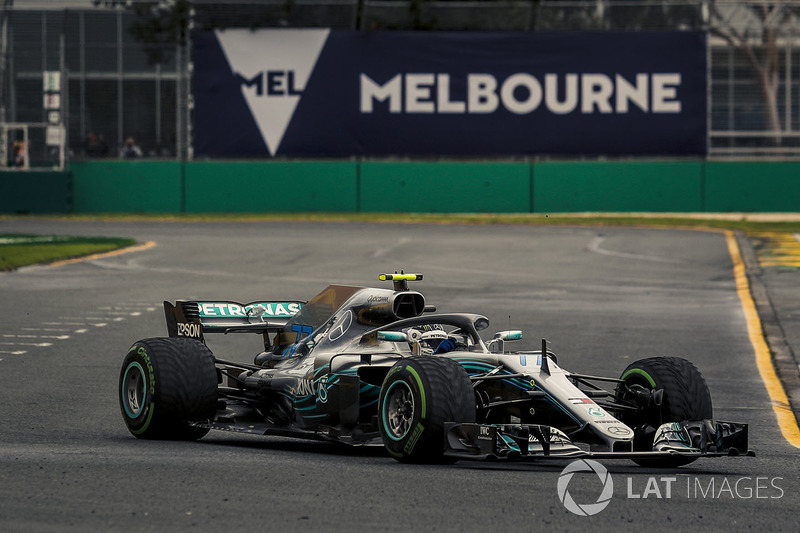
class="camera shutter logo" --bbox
[557,459,614,516]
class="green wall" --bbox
[0,171,71,213]
[533,161,705,212]
[2,160,799,214]
[71,161,182,212]
[360,161,531,213]
[705,161,800,212]
[185,161,358,212]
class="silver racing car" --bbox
[119,273,752,467]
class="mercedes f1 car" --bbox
[119,273,752,467]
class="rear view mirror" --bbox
[494,330,522,341]
[377,331,408,342]
[487,330,522,354]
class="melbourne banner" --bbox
[192,30,707,157]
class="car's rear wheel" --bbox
[378,356,475,463]
[615,356,712,467]
[119,337,218,440]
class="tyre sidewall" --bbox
[119,342,159,436]
[378,360,431,461]
[619,356,712,425]
[617,356,712,466]
[118,337,217,440]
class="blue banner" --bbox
[193,30,707,157]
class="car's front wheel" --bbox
[615,356,713,467]
[378,356,475,463]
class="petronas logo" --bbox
[216,29,330,156]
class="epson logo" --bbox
[360,72,682,115]
[236,70,303,97]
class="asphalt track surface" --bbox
[1,219,799,532]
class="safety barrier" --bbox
[1,160,798,214]
[0,171,72,214]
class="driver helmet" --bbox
[405,326,449,355]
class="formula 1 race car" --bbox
[119,273,752,467]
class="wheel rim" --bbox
[619,375,655,425]
[383,381,415,441]
[122,362,146,418]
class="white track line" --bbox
[0,342,52,347]
[587,236,682,264]
[2,305,158,362]
[2,334,70,340]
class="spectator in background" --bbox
[120,136,143,158]
[11,140,26,168]
[149,143,171,158]
[85,132,100,156]
[7,140,18,166]
[97,134,109,157]
[86,132,110,157]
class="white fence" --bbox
[1,122,66,170]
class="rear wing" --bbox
[164,300,305,342]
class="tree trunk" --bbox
[759,65,782,145]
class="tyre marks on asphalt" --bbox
[752,232,800,268]
[587,235,683,263]
[0,303,158,361]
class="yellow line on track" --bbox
[725,230,800,448]
[46,240,157,267]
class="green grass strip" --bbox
[0,234,136,271]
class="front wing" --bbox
[443,420,754,461]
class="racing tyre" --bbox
[616,356,712,467]
[378,356,476,463]
[119,337,218,440]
